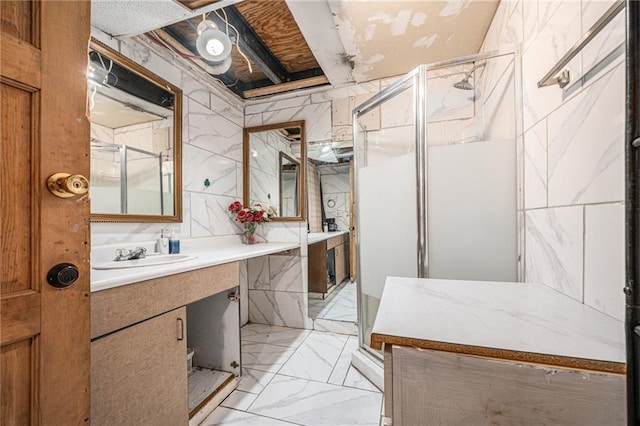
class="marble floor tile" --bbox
[241,342,296,374]
[328,336,359,386]
[323,297,358,322]
[221,391,259,412]
[241,323,311,349]
[248,375,383,426]
[200,406,297,426]
[278,331,348,382]
[342,366,380,393]
[308,281,357,321]
[237,368,276,395]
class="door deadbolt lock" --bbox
[47,263,79,288]
[47,173,89,198]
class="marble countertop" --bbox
[371,277,626,374]
[91,238,299,293]
[307,231,349,245]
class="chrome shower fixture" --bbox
[452,62,486,90]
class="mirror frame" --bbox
[89,38,183,223]
[243,120,306,222]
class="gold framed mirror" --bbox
[243,121,306,221]
[89,38,182,222]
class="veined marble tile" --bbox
[328,336,359,385]
[210,93,243,127]
[310,80,380,103]
[525,206,584,301]
[237,368,276,394]
[182,191,193,238]
[538,0,564,31]
[257,222,301,244]
[278,331,348,382]
[248,375,383,426]
[481,0,522,52]
[181,73,210,108]
[91,123,114,144]
[220,391,258,412]
[183,144,238,196]
[524,120,547,209]
[581,10,625,88]
[240,342,296,373]
[547,64,624,206]
[365,125,415,168]
[249,133,279,177]
[269,254,304,292]
[188,99,243,162]
[521,0,538,52]
[312,318,358,336]
[245,95,311,115]
[119,38,182,87]
[241,323,311,348]
[323,299,357,323]
[244,113,263,127]
[481,66,516,142]
[262,103,331,143]
[247,256,270,290]
[584,203,625,321]
[380,86,413,129]
[201,406,292,425]
[320,172,349,193]
[343,366,380,393]
[190,193,238,237]
[332,97,351,126]
[249,290,307,328]
[249,167,279,209]
[235,163,243,199]
[90,222,165,245]
[521,0,582,131]
[324,194,347,215]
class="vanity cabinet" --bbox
[91,307,188,425]
[309,233,349,295]
[91,262,240,425]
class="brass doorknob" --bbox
[47,173,89,198]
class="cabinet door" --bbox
[335,244,345,284]
[309,242,328,293]
[92,307,188,425]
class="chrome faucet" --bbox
[114,247,147,261]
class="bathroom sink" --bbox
[92,254,197,270]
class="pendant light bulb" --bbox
[196,20,232,63]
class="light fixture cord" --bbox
[214,8,253,74]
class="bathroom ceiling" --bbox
[91,0,499,99]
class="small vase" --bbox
[242,222,257,245]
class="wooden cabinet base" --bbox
[388,346,625,426]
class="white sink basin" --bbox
[92,254,197,270]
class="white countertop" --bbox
[371,277,625,372]
[91,239,299,293]
[307,230,349,245]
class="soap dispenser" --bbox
[169,228,180,254]
[157,229,169,255]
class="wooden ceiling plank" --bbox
[208,6,288,84]
[243,75,329,98]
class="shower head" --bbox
[453,76,474,90]
[452,62,486,91]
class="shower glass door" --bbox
[353,73,419,357]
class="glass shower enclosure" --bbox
[353,49,523,360]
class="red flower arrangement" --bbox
[228,201,276,244]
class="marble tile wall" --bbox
[247,249,312,329]
[482,0,625,321]
[320,164,351,231]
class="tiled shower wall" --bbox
[481,0,625,321]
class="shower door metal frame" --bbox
[352,48,522,361]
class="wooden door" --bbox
[1,1,91,424]
[349,162,357,281]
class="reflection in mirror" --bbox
[279,152,300,217]
[244,121,306,221]
[89,39,182,222]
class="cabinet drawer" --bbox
[327,235,343,249]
